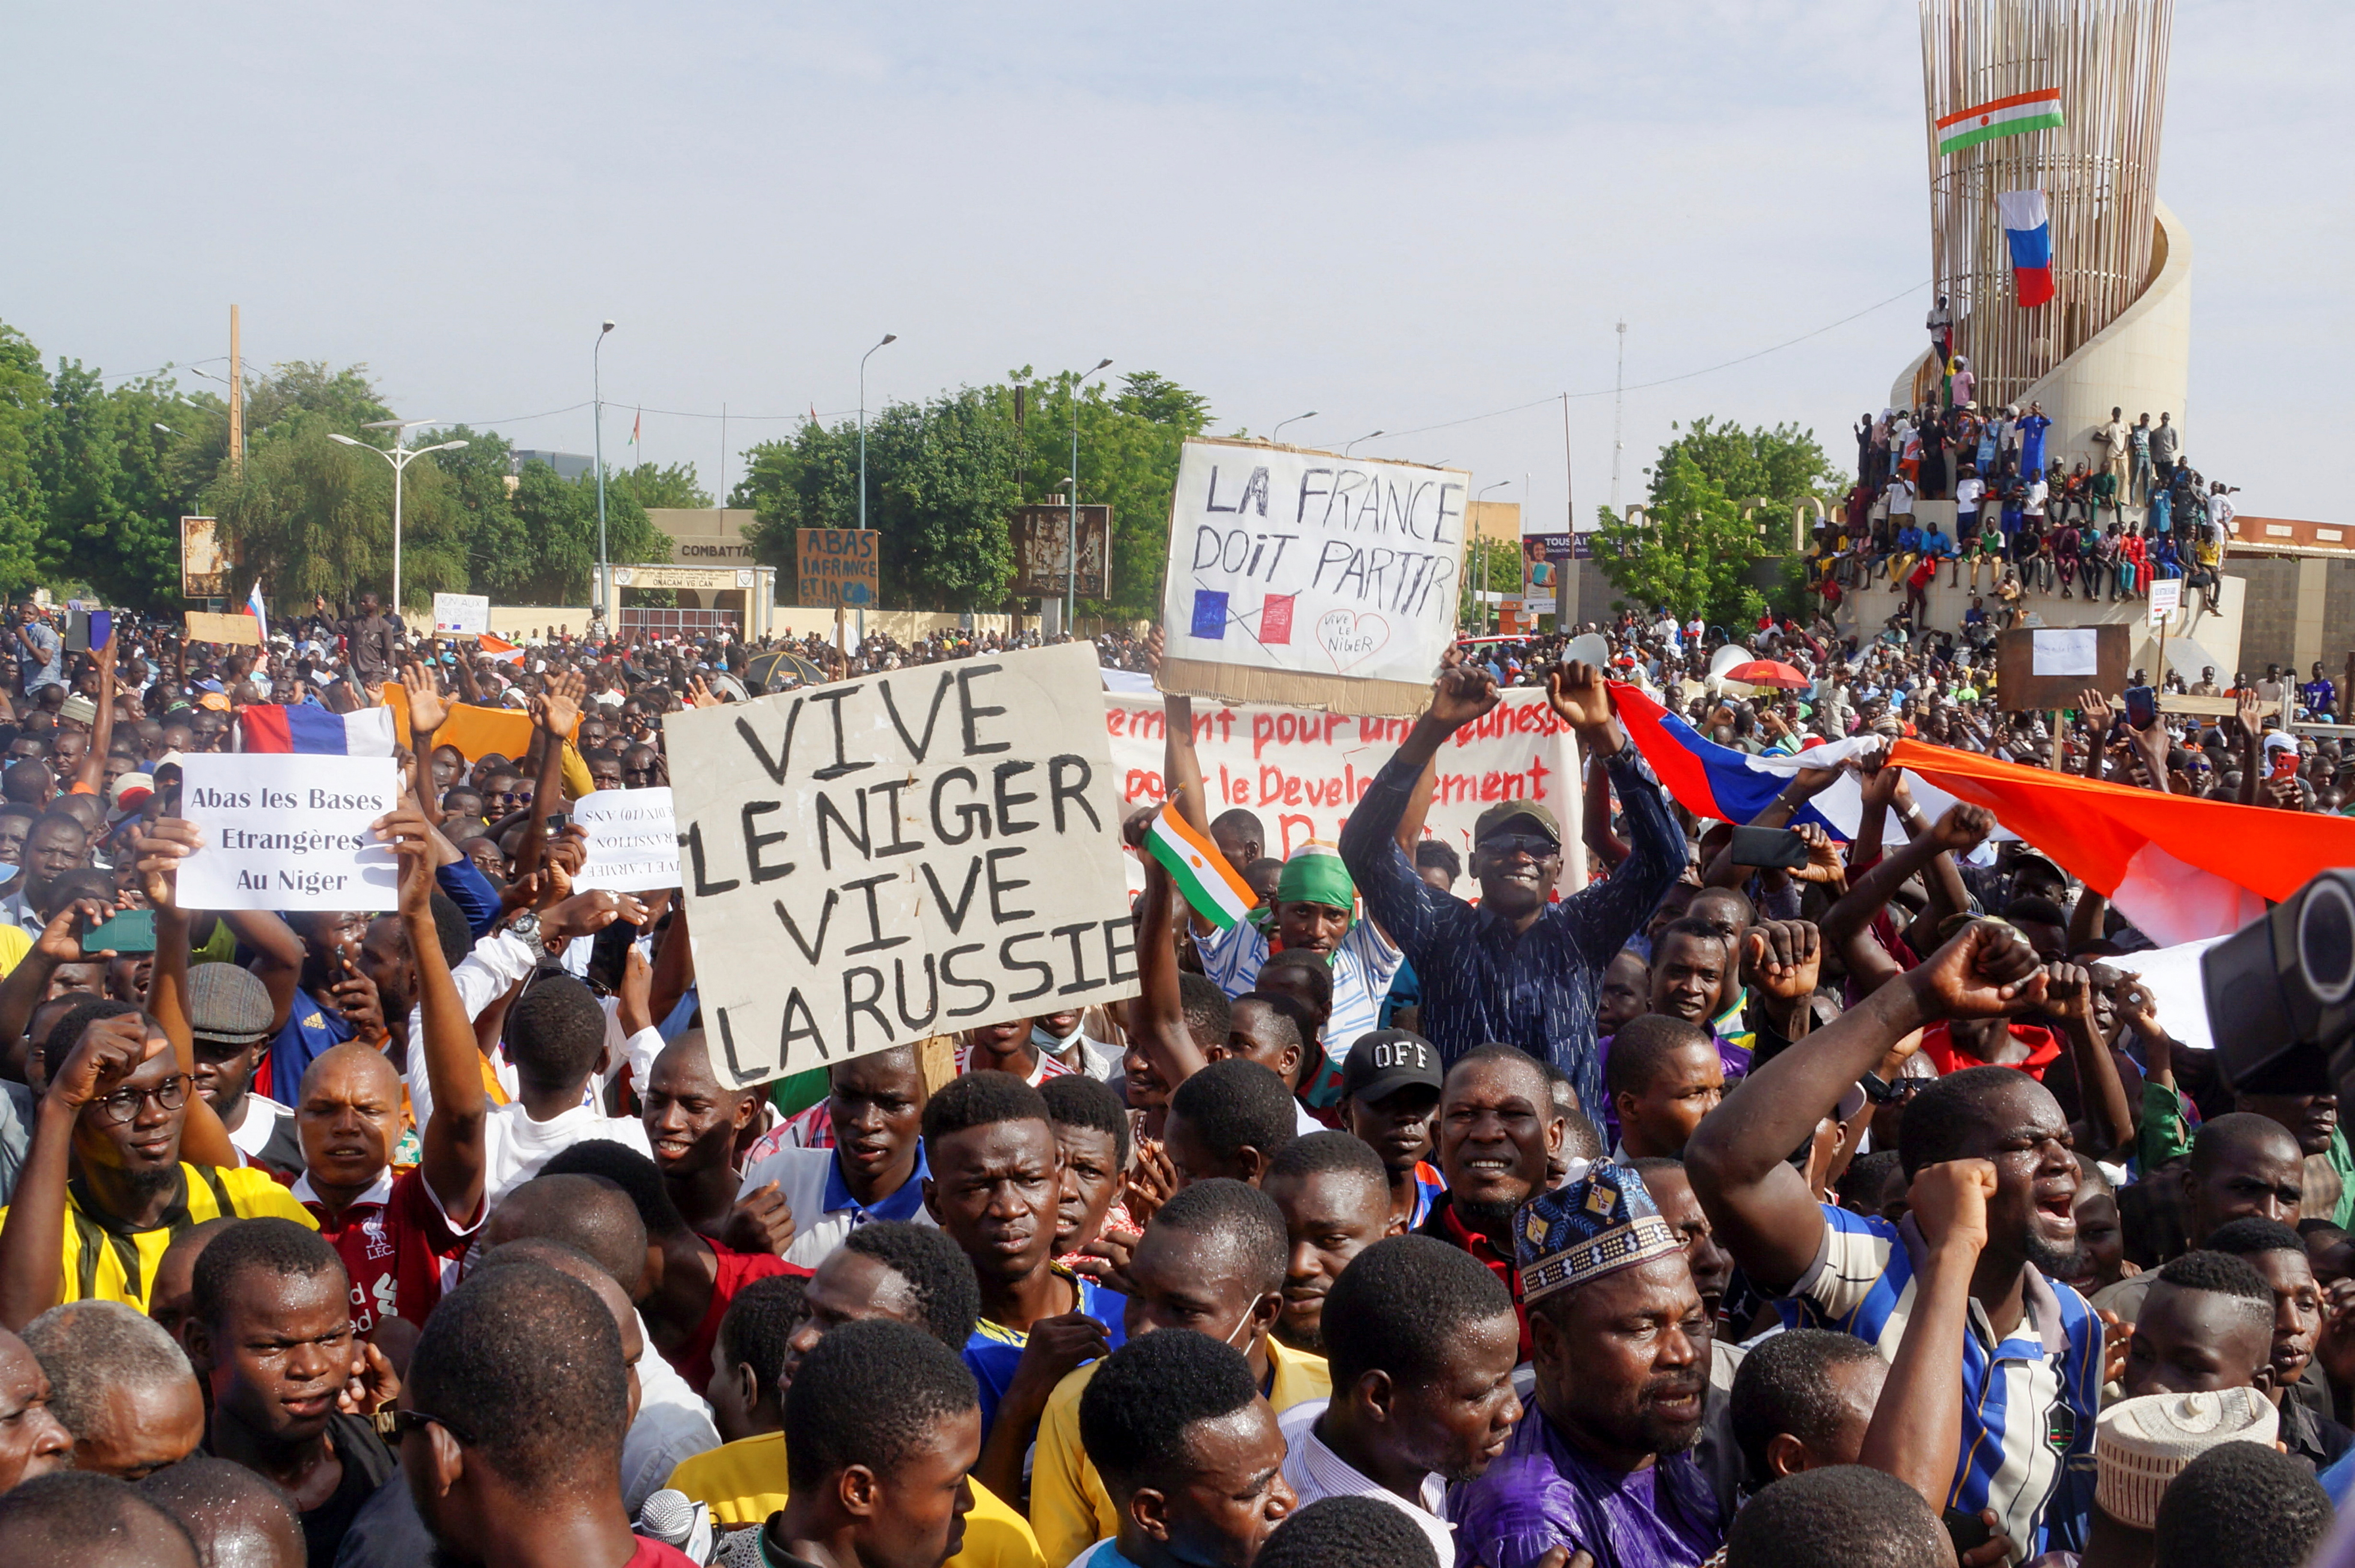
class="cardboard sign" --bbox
[1102,685,1586,892]
[667,643,1136,1085]
[1996,624,2129,710]
[572,787,680,893]
[796,528,879,609]
[1158,439,1471,716]
[181,516,227,600]
[185,611,262,647]
[2148,579,2182,627]
[178,755,401,911]
[433,593,491,636]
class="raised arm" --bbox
[399,658,452,825]
[380,805,487,1225]
[221,908,307,1036]
[1684,919,2047,1291]
[0,1017,163,1329]
[128,820,238,1169]
[74,635,118,797]
[2044,962,2134,1160]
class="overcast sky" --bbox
[10,2,2348,529]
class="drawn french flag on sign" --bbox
[1996,188,2055,308]
[238,704,399,756]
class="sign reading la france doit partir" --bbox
[665,642,1136,1084]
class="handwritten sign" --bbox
[797,528,880,609]
[2148,579,2182,627]
[178,755,400,911]
[1158,439,1470,715]
[572,787,680,893]
[433,592,490,636]
[1103,685,1586,891]
[667,642,1136,1085]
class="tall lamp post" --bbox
[330,421,469,618]
[1343,429,1384,456]
[1067,358,1112,635]
[1271,411,1318,443]
[858,334,898,650]
[593,321,615,628]
[1477,479,1514,634]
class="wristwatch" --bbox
[508,910,550,963]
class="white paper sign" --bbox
[667,643,1137,1085]
[2030,628,2101,677]
[2148,579,2182,627]
[1161,440,1469,692]
[433,593,490,636]
[1101,687,1584,890]
[178,754,401,911]
[572,787,680,893]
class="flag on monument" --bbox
[1937,86,2065,154]
[1996,188,2056,308]
[1145,801,1258,930]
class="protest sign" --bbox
[668,642,1136,1085]
[1158,439,1471,716]
[797,528,879,608]
[1011,505,1112,598]
[1997,623,2127,710]
[177,754,400,911]
[185,610,262,647]
[572,787,680,893]
[433,592,491,636]
[2148,578,2181,627]
[1102,684,1585,892]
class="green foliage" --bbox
[1591,453,1766,626]
[1646,416,1844,535]
[734,368,1211,617]
[608,461,711,511]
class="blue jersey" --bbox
[1789,1205,2100,1556]
[963,1268,1129,1446]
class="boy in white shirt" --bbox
[479,971,653,1201]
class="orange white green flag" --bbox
[1145,801,1258,930]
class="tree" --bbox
[1646,416,1843,532]
[1591,452,1765,627]
[608,461,711,511]
[0,325,52,592]
[1458,537,1526,631]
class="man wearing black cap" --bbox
[1337,658,1682,1118]
[1340,1031,1447,1232]
[186,966,302,1177]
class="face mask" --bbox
[1031,1021,1080,1050]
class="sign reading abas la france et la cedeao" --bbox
[665,642,1136,1084]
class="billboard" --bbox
[796,528,879,609]
[1522,534,1574,601]
[1011,504,1112,599]
[181,516,227,600]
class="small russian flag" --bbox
[1996,188,2055,308]
[245,580,269,643]
[238,704,399,756]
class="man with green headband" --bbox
[1198,842,1402,1107]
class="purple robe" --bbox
[1449,1395,1725,1568]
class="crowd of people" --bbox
[1809,402,2236,624]
[0,584,2351,1568]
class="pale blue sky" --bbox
[9,3,2347,524]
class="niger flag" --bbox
[1887,740,2355,946]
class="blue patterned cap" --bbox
[1515,1157,1685,1306]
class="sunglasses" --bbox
[389,1408,476,1445]
[1478,833,1560,860]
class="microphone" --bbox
[636,1489,714,1563]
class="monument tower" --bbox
[1899,0,2188,467]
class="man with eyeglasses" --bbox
[0,999,313,1328]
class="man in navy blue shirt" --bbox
[1337,658,1683,1118]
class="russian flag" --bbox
[245,580,269,644]
[1608,681,1856,836]
[1996,188,2055,308]
[239,704,398,756]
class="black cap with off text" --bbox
[1341,1029,1443,1103]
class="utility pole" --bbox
[227,305,243,475]
[1609,318,1626,513]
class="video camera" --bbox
[2203,870,2355,1099]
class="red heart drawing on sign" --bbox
[1315,609,1391,673]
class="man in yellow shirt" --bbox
[670,1220,1046,1568]
[1031,1180,1329,1568]
[0,997,312,1327]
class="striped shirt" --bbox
[0,1162,319,1312]
[1338,746,1684,1116]
[1792,1205,2100,1558]
[1200,918,1402,1107]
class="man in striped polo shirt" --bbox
[1685,919,2102,1561]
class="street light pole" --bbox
[858,334,899,651]
[1344,430,1384,456]
[331,420,470,617]
[1270,411,1318,443]
[1068,358,1112,635]
[593,321,614,628]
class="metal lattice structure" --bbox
[1917,0,2174,412]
